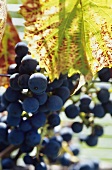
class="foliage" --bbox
[0,13,20,85]
[20,0,112,81]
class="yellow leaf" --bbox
[20,0,112,83]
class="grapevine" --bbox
[0,0,112,170]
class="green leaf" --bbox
[20,0,112,82]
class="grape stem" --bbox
[0,74,11,77]
[62,142,79,163]
[0,145,18,159]
[79,113,92,127]
[36,124,49,157]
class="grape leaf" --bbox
[20,0,112,82]
[0,13,21,86]
[0,0,7,41]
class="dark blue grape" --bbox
[7,101,23,117]
[59,73,68,80]
[1,93,10,108]
[8,128,24,145]
[4,86,20,102]
[67,74,80,93]
[18,74,30,89]
[35,161,47,170]
[68,80,75,92]
[47,157,58,164]
[30,112,46,129]
[0,122,7,143]
[47,78,63,91]
[10,73,22,91]
[38,104,50,113]
[60,127,73,142]
[98,67,111,82]
[0,103,6,112]
[19,119,32,132]
[92,104,105,118]
[7,63,18,74]
[103,101,112,114]
[25,129,41,147]
[19,55,38,74]
[79,160,94,170]
[22,97,39,113]
[53,86,70,103]
[7,116,21,127]
[93,125,104,137]
[15,55,23,67]
[80,94,91,106]
[43,139,61,159]
[15,42,28,57]
[85,134,98,147]
[59,153,72,166]
[79,103,91,113]
[46,95,63,111]
[70,144,80,156]
[71,122,83,133]
[97,88,110,103]
[23,154,33,165]
[20,142,33,153]
[28,73,47,94]
[2,158,14,169]
[33,92,48,105]
[93,159,100,170]
[35,162,47,170]
[65,104,80,119]
[48,113,60,127]
[61,78,69,87]
[50,135,63,146]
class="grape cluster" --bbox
[1,41,112,169]
[0,42,76,169]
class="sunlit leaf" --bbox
[20,0,112,82]
[0,13,21,86]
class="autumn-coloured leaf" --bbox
[20,0,112,82]
[0,0,7,41]
[0,13,21,86]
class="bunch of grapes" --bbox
[0,42,112,170]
